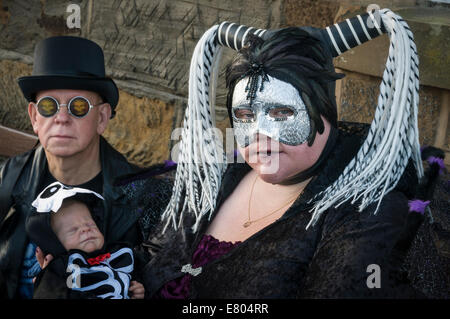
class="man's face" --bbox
[28,89,110,158]
[51,201,104,253]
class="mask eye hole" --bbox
[268,107,295,120]
[234,108,255,122]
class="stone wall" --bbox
[0,0,448,167]
[0,0,448,297]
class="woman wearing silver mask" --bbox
[141,9,439,298]
[227,30,342,187]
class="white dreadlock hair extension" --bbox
[306,8,424,228]
[162,25,227,233]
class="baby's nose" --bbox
[80,225,92,233]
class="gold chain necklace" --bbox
[243,174,301,228]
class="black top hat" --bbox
[18,36,119,117]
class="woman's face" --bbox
[232,76,331,184]
[231,75,311,148]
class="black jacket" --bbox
[0,137,172,298]
[143,123,423,298]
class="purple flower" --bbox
[408,199,430,214]
[427,156,446,175]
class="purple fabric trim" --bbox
[427,156,446,174]
[164,160,177,168]
[158,234,241,299]
[408,199,430,214]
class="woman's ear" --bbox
[96,103,112,135]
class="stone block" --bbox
[397,7,450,90]
[337,70,442,147]
[0,60,33,133]
[282,0,339,28]
[334,6,450,90]
[103,90,175,167]
[86,0,282,105]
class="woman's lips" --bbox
[250,150,281,156]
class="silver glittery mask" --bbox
[232,75,311,147]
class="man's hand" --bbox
[129,280,145,299]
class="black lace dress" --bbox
[142,123,428,298]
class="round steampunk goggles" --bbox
[35,96,102,118]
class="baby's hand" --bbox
[129,280,145,299]
[33,246,54,284]
[35,246,54,269]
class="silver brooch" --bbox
[181,263,202,277]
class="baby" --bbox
[26,182,144,299]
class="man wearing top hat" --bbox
[0,36,172,298]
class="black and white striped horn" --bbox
[216,11,387,56]
[322,11,387,57]
[217,22,268,51]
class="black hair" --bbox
[225,27,344,146]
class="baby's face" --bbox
[52,201,104,253]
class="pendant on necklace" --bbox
[243,221,252,228]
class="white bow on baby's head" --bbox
[31,181,104,213]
